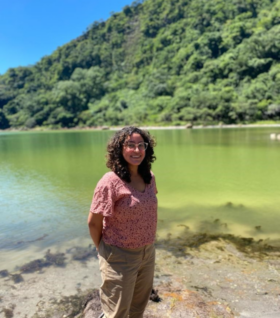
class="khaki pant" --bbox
[98,239,155,318]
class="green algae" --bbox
[156,219,280,260]
[10,273,23,283]
[67,245,98,261]
[19,250,66,274]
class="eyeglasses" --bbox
[124,142,148,151]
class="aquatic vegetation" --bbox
[14,234,49,246]
[177,224,190,230]
[166,233,172,240]
[10,273,23,283]
[197,219,229,233]
[225,202,233,208]
[0,270,9,278]
[156,219,280,260]
[213,219,228,229]
[45,250,66,266]
[18,250,66,274]
[19,259,49,273]
[224,202,245,209]
[67,245,98,261]
[17,245,97,276]
[29,234,48,242]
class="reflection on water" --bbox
[0,128,280,270]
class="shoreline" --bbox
[1,123,280,133]
[1,232,280,318]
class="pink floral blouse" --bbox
[90,171,158,249]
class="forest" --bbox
[1,0,280,129]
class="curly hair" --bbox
[106,126,156,184]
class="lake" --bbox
[1,127,280,271]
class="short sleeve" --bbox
[90,176,116,217]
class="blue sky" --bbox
[0,0,133,75]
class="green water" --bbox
[0,128,280,269]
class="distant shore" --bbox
[1,122,280,133]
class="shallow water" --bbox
[0,128,280,271]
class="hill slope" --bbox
[1,0,280,129]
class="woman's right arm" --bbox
[87,212,104,251]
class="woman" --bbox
[88,126,158,318]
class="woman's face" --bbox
[122,133,146,168]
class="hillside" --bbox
[1,0,280,129]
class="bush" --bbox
[25,117,37,128]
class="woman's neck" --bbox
[129,165,139,177]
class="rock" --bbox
[149,289,162,302]
[81,286,235,318]
[83,289,102,318]
[143,286,235,318]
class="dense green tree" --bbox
[1,0,280,129]
[0,110,10,129]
